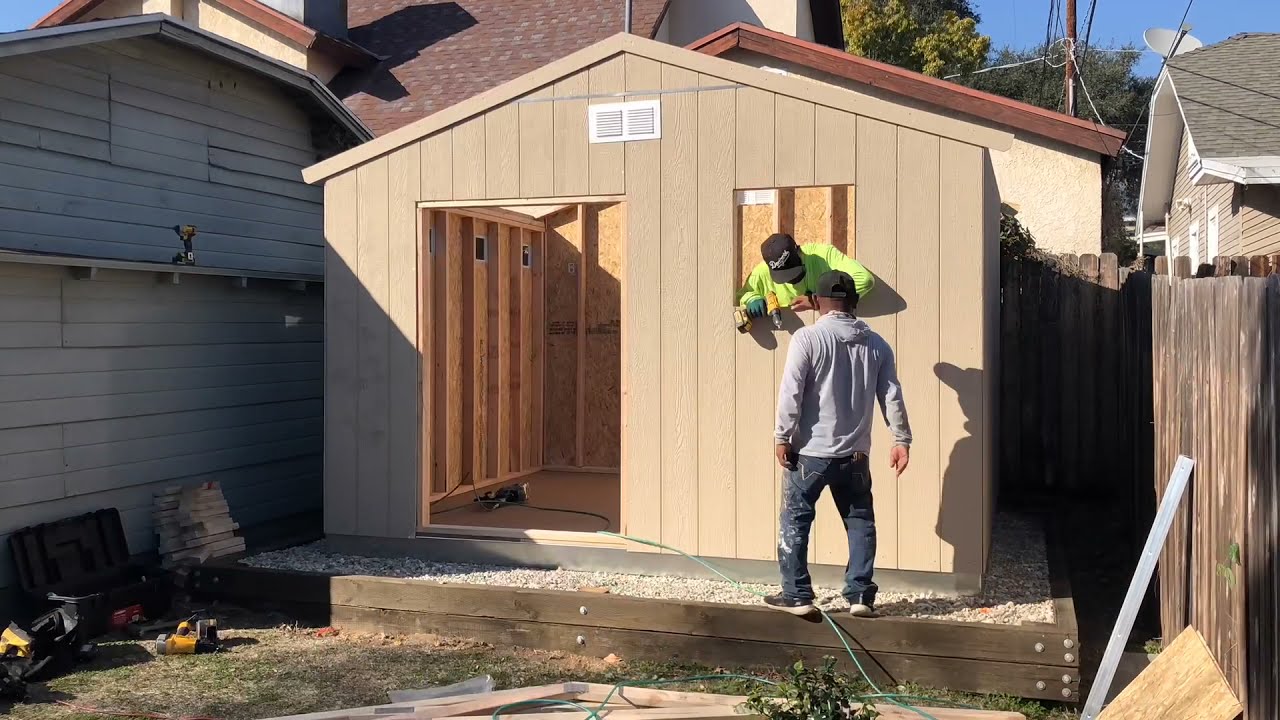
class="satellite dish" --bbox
[1144,26,1203,58]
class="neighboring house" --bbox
[39,0,844,137]
[0,15,369,602]
[689,24,1128,256]
[1136,33,1280,265]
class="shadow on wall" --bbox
[332,3,478,102]
[934,361,984,578]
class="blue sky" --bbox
[3,0,1279,76]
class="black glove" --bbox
[746,299,766,318]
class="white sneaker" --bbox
[848,603,878,618]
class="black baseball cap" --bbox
[816,270,856,300]
[760,233,806,284]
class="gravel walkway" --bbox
[243,512,1053,625]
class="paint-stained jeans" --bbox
[777,454,877,605]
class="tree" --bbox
[841,0,990,78]
[961,44,1155,261]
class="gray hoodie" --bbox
[774,312,912,458]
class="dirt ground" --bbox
[3,605,1077,720]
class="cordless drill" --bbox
[765,292,783,329]
[155,615,220,655]
[172,225,197,266]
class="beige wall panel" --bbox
[793,186,831,246]
[495,226,513,479]
[696,77,737,558]
[774,96,816,188]
[323,171,359,535]
[485,104,521,199]
[519,87,556,199]
[452,118,486,201]
[814,107,857,186]
[938,139,986,577]
[855,116,899,570]
[583,204,623,469]
[659,63,700,553]
[554,71,590,197]
[444,213,465,490]
[543,209,582,466]
[588,58,626,196]
[735,87,774,189]
[734,322,775,561]
[420,131,454,202]
[893,129,942,571]
[355,158,390,536]
[387,148,421,537]
[621,55,663,548]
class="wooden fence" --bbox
[1150,256,1280,720]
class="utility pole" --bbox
[1064,0,1077,116]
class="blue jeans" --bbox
[778,454,877,605]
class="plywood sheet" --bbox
[830,186,853,255]
[508,227,525,473]
[738,204,775,288]
[583,203,622,469]
[1098,627,1241,720]
[543,209,580,467]
[530,230,545,468]
[793,186,830,246]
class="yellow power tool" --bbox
[765,292,783,329]
[155,615,221,655]
[733,305,752,334]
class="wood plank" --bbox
[735,87,774,189]
[854,116,898,569]
[814,108,857,186]
[519,87,555,199]
[445,213,465,490]
[420,131,454,202]
[554,71,590,197]
[331,605,1076,702]
[774,96,816,188]
[588,57,626,196]
[1098,627,1240,720]
[472,220,489,482]
[508,228,524,473]
[522,230,538,469]
[660,63,700,553]
[696,77,737,558]
[323,171,359,535]
[452,118,487,201]
[485,104,520,199]
[485,222,502,481]
[622,56,664,548]
[577,205,588,466]
[495,225,512,479]
[389,149,422,537]
[355,158,391,537]
[893,129,941,571]
[429,212,448,495]
[420,211,434,521]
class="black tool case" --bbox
[7,509,171,638]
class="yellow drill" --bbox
[155,615,220,655]
[765,292,783,329]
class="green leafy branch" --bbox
[1215,542,1241,588]
[745,658,880,720]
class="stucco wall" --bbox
[187,0,309,70]
[722,48,1105,255]
[660,0,814,47]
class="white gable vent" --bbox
[589,100,661,143]
[737,189,777,206]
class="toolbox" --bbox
[7,509,171,638]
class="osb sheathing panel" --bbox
[738,204,775,287]
[831,186,855,255]
[793,187,831,246]
[543,207,581,466]
[584,203,623,468]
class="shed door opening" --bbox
[421,204,622,534]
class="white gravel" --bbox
[242,512,1053,625]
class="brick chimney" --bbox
[256,0,348,38]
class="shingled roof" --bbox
[334,0,669,137]
[1166,33,1280,159]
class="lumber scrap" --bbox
[1097,627,1241,720]
[152,482,244,566]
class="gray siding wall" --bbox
[1167,130,1243,260]
[1241,186,1280,255]
[0,37,324,276]
[0,261,323,592]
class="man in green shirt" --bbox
[740,233,875,317]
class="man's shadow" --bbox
[934,361,986,578]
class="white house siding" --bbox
[0,37,324,276]
[1167,130,1243,261]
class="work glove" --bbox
[746,299,766,318]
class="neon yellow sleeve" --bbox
[817,245,876,298]
[738,262,772,306]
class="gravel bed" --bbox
[243,512,1053,625]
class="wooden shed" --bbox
[304,33,1010,591]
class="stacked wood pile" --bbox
[257,681,1027,720]
[153,482,244,566]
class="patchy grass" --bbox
[5,610,1077,720]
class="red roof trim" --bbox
[688,23,1127,156]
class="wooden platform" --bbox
[190,562,1081,703]
[429,470,620,533]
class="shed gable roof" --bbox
[303,32,1013,184]
[1166,33,1280,159]
[688,23,1127,157]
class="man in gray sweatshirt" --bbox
[767,270,912,617]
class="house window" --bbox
[1207,205,1220,262]
[1189,222,1200,270]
